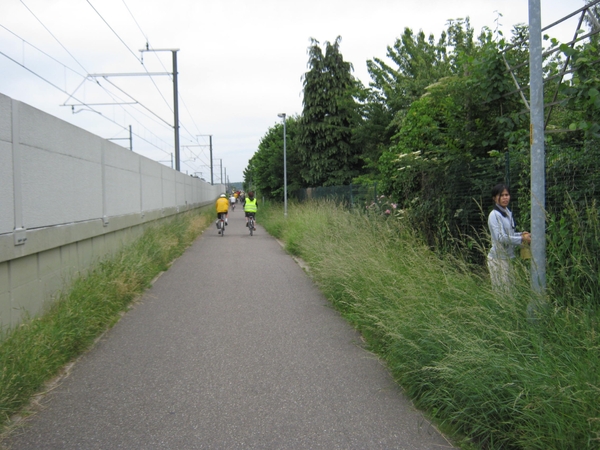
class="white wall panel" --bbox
[104,144,142,217]
[0,141,14,234]
[175,172,188,207]
[0,95,11,142]
[21,145,103,228]
[161,165,177,208]
[140,158,163,211]
[19,103,102,163]
[105,164,141,217]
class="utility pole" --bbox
[172,50,180,171]
[529,0,546,294]
[107,125,133,151]
[278,113,288,217]
[195,134,214,185]
[139,47,181,171]
[210,135,214,185]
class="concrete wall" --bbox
[0,94,223,328]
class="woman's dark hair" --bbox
[491,183,510,199]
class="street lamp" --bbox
[277,113,287,217]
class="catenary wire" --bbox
[122,0,148,43]
[19,0,90,75]
[85,0,141,64]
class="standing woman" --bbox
[487,184,531,288]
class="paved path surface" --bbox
[2,207,453,450]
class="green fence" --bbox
[292,183,380,210]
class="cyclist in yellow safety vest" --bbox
[243,191,258,230]
[215,194,229,231]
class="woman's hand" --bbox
[521,232,531,244]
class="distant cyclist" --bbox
[229,193,236,210]
[243,191,258,231]
[215,193,229,233]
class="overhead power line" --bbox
[86,0,141,63]
[0,23,86,79]
[19,0,89,75]
[121,0,149,44]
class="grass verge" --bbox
[0,208,211,429]
[260,200,600,450]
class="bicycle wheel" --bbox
[249,217,254,236]
[220,219,225,236]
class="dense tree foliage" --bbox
[297,37,361,186]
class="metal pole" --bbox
[529,0,546,293]
[220,159,223,187]
[278,113,288,217]
[138,48,180,169]
[129,125,132,151]
[283,117,287,217]
[172,50,181,171]
[210,135,214,185]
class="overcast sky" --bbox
[1,0,585,182]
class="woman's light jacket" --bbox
[488,206,522,260]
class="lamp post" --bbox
[277,113,287,217]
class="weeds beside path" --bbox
[260,200,600,450]
[0,209,211,430]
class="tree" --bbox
[244,116,303,200]
[298,37,361,186]
[357,24,460,176]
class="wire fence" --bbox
[292,183,380,209]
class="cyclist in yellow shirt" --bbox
[215,194,229,233]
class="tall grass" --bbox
[547,198,600,308]
[261,200,600,449]
[0,209,211,428]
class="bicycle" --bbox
[217,213,226,236]
[247,213,255,236]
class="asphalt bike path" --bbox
[2,207,453,449]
